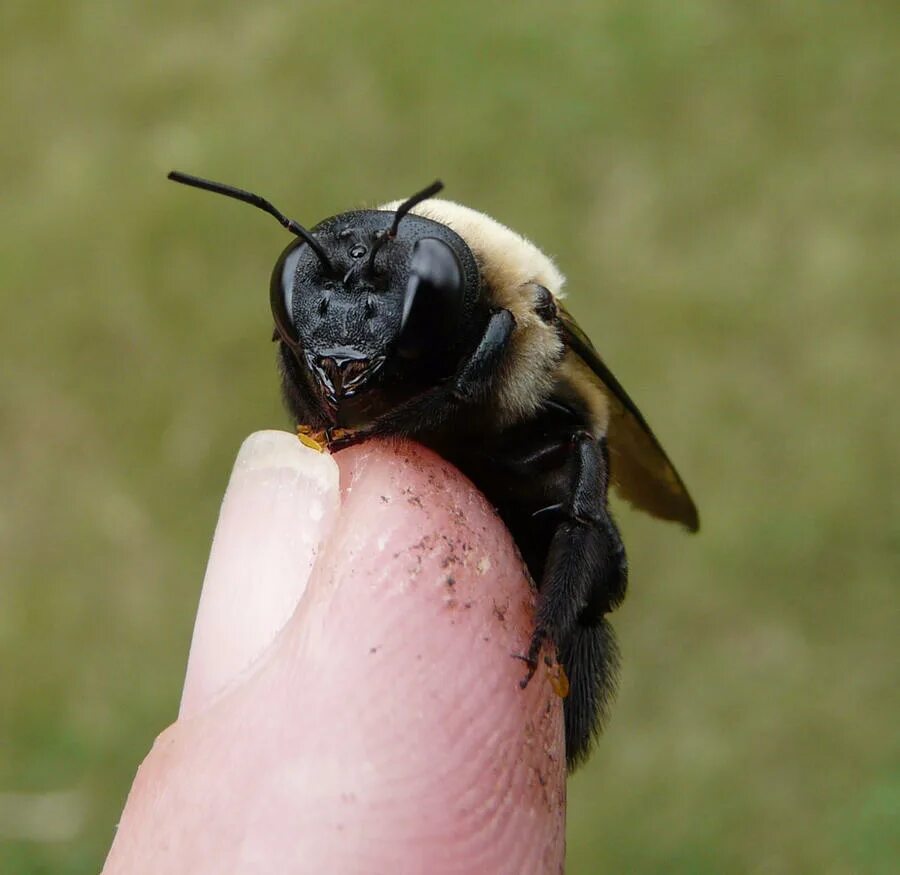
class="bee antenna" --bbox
[366,179,444,274]
[167,171,334,273]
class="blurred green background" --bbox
[1,1,897,872]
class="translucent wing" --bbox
[558,305,699,531]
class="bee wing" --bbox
[558,305,699,532]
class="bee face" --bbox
[271,210,481,424]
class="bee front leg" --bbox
[331,308,515,448]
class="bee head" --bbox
[168,173,481,425]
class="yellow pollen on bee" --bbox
[296,425,327,453]
[549,662,570,699]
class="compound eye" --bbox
[398,237,464,360]
[269,239,305,345]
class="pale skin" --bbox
[103,432,566,874]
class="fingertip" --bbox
[108,438,566,874]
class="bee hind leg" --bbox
[559,618,620,769]
[525,433,628,769]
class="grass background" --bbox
[1,1,897,872]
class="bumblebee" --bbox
[169,172,699,769]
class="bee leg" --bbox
[331,308,515,447]
[558,618,620,769]
[525,433,627,769]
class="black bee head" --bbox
[270,185,481,425]
[167,173,481,426]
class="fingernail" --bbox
[180,431,340,718]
